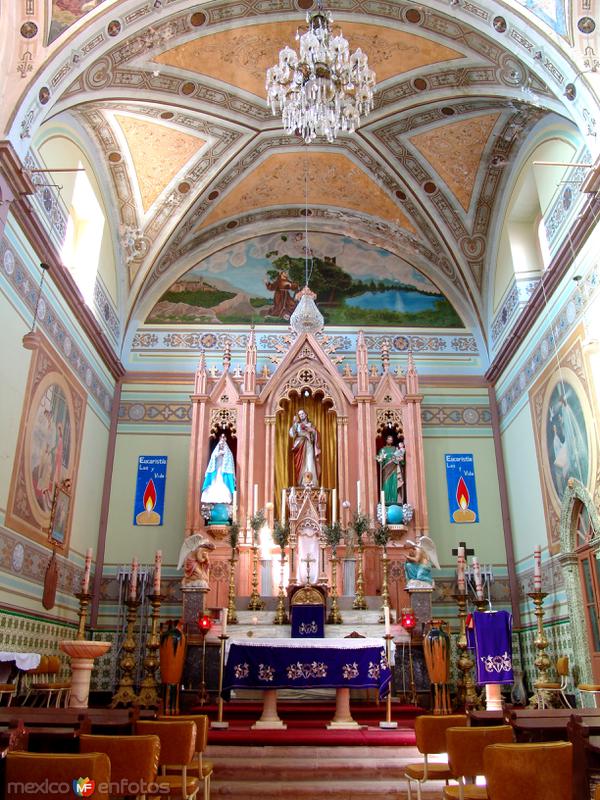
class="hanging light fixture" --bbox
[266,3,376,144]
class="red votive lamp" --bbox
[400,609,416,631]
[198,614,213,636]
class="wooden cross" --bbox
[302,553,316,584]
[451,541,475,557]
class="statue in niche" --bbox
[404,535,439,589]
[178,534,215,589]
[289,409,321,486]
[201,432,236,505]
[376,433,406,505]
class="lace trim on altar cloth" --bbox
[227,637,387,649]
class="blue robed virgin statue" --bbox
[201,433,236,504]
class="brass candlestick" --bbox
[211,634,229,729]
[227,550,238,625]
[74,591,91,640]
[111,597,141,707]
[248,543,265,611]
[137,593,163,708]
[274,550,289,625]
[454,593,479,709]
[327,553,343,624]
[378,548,390,623]
[528,591,550,702]
[380,633,398,728]
[352,539,367,610]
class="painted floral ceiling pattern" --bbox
[22,0,589,347]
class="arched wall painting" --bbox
[530,330,599,554]
[145,232,463,328]
[48,1,108,45]
[6,336,86,554]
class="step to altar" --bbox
[207,743,446,800]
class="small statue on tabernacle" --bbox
[177,534,215,589]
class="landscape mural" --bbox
[146,232,463,327]
[49,0,108,45]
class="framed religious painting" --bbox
[529,329,599,553]
[6,335,86,554]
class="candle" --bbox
[252,615,258,625]
[472,557,483,600]
[534,545,542,591]
[384,605,390,635]
[232,490,237,523]
[457,545,465,594]
[221,607,228,637]
[357,480,361,513]
[253,484,258,516]
[281,488,286,525]
[129,558,139,601]
[82,548,92,594]
[332,488,337,524]
[153,550,162,594]
[380,490,386,525]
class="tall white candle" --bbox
[534,545,542,591]
[332,488,337,524]
[232,490,237,523]
[384,605,390,635]
[281,488,286,525]
[357,480,361,514]
[457,545,465,594]
[129,557,139,601]
[221,607,228,637]
[380,490,386,525]
[153,550,162,594]
[472,557,483,601]
[82,548,92,594]
[253,484,259,516]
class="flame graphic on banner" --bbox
[456,476,469,510]
[143,479,157,512]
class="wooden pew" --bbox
[567,714,600,800]
[506,707,600,743]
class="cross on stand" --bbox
[451,541,474,558]
[302,553,316,584]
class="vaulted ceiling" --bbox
[9,0,597,356]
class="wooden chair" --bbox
[483,741,572,800]
[136,719,199,799]
[404,713,468,800]
[536,655,572,708]
[158,714,213,799]
[6,751,110,799]
[22,656,70,707]
[443,724,514,799]
[80,733,160,800]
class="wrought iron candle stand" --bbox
[453,592,479,709]
[74,591,91,640]
[227,549,239,625]
[528,590,550,706]
[274,549,289,625]
[111,598,141,707]
[352,537,367,610]
[211,633,229,729]
[137,593,163,708]
[248,541,265,611]
[327,552,343,624]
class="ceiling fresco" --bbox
[14,0,593,354]
[145,232,464,328]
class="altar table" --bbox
[0,652,41,683]
[222,637,391,729]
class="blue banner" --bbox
[133,456,168,526]
[445,453,479,524]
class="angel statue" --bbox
[177,534,215,589]
[404,534,440,589]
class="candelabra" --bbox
[379,633,398,728]
[378,548,390,623]
[111,598,141,707]
[74,591,91,640]
[274,550,289,625]
[211,633,229,729]
[137,593,163,708]
[327,553,343,624]
[528,591,551,702]
[352,538,367,610]
[248,542,265,611]
[453,593,479,709]
[227,549,239,625]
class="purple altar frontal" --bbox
[223,637,391,701]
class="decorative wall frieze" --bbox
[0,525,83,596]
[118,400,191,425]
[421,405,491,427]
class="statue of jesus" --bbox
[289,409,321,486]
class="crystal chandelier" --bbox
[266,5,376,143]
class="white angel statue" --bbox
[404,534,440,589]
[177,534,215,588]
